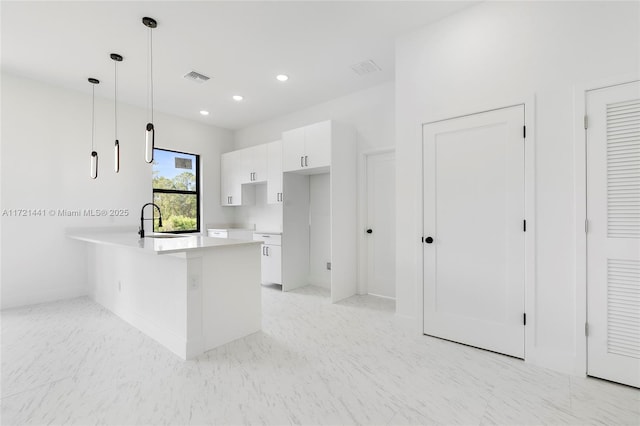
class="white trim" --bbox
[573,74,640,378]
[523,95,536,364]
[358,147,396,296]
[367,292,396,301]
[419,97,536,362]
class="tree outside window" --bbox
[152,149,200,233]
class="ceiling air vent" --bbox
[183,71,210,83]
[350,59,381,76]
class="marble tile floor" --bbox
[1,285,638,426]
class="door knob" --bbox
[366,229,373,234]
[425,236,433,244]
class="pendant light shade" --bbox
[88,77,100,179]
[90,151,98,179]
[145,123,154,163]
[111,53,123,173]
[143,16,157,163]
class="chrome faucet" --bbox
[139,203,163,238]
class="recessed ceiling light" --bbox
[199,110,209,116]
[232,95,244,101]
[276,74,289,82]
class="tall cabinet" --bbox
[281,120,357,303]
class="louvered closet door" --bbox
[587,81,640,388]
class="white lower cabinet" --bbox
[253,233,282,285]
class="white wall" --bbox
[1,73,234,309]
[233,82,395,293]
[234,82,394,152]
[395,1,640,374]
[229,183,283,232]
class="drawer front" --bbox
[208,230,228,238]
[252,233,282,246]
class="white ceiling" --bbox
[1,1,475,130]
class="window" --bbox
[152,148,200,233]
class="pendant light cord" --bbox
[91,84,95,151]
[147,26,154,123]
[114,60,118,140]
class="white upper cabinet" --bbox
[238,144,267,184]
[221,150,242,206]
[282,121,331,172]
[266,140,283,204]
[304,121,331,169]
[282,127,306,172]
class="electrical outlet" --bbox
[326,262,331,270]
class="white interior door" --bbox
[423,105,526,359]
[366,151,396,299]
[586,81,640,388]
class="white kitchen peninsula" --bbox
[69,231,262,360]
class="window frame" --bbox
[152,147,201,234]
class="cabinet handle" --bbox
[300,156,304,167]
[266,246,269,256]
[262,246,266,255]
[229,196,233,204]
[305,156,308,167]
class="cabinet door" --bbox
[250,144,268,183]
[282,127,305,172]
[237,147,253,184]
[262,244,282,284]
[221,151,242,206]
[266,140,283,204]
[304,120,331,169]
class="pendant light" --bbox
[143,16,157,163]
[110,53,123,173]
[88,77,100,179]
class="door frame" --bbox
[574,74,640,378]
[420,97,536,361]
[358,147,396,296]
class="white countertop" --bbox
[68,231,261,255]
